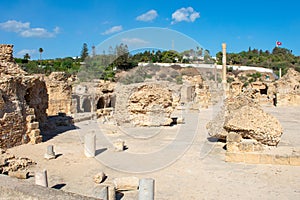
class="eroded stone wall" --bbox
[0,44,46,148]
[46,72,73,116]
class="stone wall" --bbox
[114,82,180,126]
[0,44,46,148]
[0,44,14,62]
[275,68,300,106]
[71,80,115,114]
[46,72,73,116]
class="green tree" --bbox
[39,48,43,60]
[23,53,30,60]
[80,43,89,61]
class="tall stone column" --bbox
[222,43,227,84]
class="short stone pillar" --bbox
[44,145,55,160]
[138,178,155,200]
[35,169,48,187]
[84,133,96,157]
[98,186,108,200]
[113,139,125,152]
[108,185,116,200]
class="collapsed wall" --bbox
[0,44,47,148]
[45,72,73,116]
[275,68,300,106]
[207,90,283,146]
[114,82,180,126]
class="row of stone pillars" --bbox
[35,171,154,200]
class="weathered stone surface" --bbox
[8,170,29,179]
[275,68,300,106]
[128,84,174,126]
[207,90,283,146]
[113,176,139,191]
[0,153,35,174]
[46,72,73,116]
[113,139,125,152]
[114,82,180,127]
[224,106,283,146]
[93,172,106,184]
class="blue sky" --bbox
[0,0,299,59]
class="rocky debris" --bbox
[113,177,139,191]
[207,90,283,146]
[93,172,106,184]
[275,68,300,106]
[8,170,29,179]
[0,153,35,176]
[113,139,125,152]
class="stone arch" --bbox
[82,98,91,112]
[97,97,105,109]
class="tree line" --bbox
[16,43,300,79]
[216,47,300,76]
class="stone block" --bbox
[94,172,106,184]
[8,171,29,179]
[26,115,35,122]
[30,135,42,144]
[244,153,260,164]
[289,154,300,166]
[176,117,185,124]
[259,154,274,164]
[225,152,244,163]
[29,129,40,137]
[226,142,239,153]
[273,154,290,165]
[27,122,39,130]
[238,141,254,152]
[113,140,125,152]
[113,177,139,191]
[227,132,242,143]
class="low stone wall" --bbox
[0,175,98,200]
[225,132,300,166]
[225,151,300,166]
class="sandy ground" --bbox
[7,105,300,200]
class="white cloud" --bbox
[0,20,30,32]
[20,28,55,38]
[102,25,123,35]
[136,10,158,22]
[171,7,200,24]
[121,38,149,45]
[16,49,37,57]
[0,20,59,38]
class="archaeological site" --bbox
[0,44,299,200]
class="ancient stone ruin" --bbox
[207,90,283,146]
[275,68,300,106]
[45,72,73,116]
[0,45,47,148]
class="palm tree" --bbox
[39,48,43,60]
[23,53,30,60]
